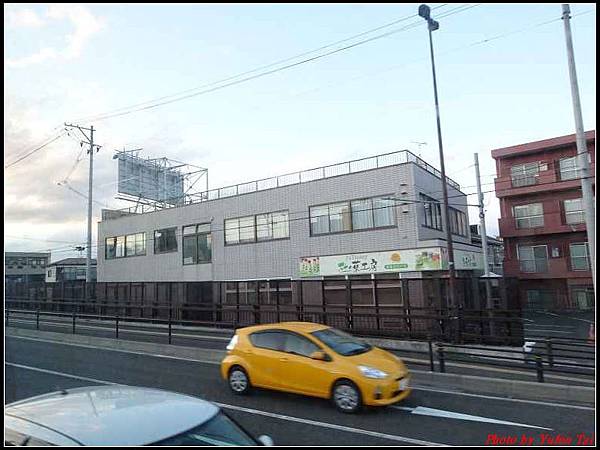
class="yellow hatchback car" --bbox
[220,322,411,413]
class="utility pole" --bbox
[561,4,596,289]
[64,123,100,300]
[474,153,493,310]
[418,4,456,307]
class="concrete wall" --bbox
[98,162,472,282]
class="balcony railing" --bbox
[106,150,461,217]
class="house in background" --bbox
[469,224,504,276]
[5,252,50,297]
[46,258,97,283]
[492,130,595,310]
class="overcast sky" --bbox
[4,3,596,261]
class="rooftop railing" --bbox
[108,150,461,217]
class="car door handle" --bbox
[279,357,288,362]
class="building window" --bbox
[351,199,374,230]
[225,211,289,245]
[420,194,443,230]
[561,153,592,181]
[310,196,395,236]
[183,224,212,264]
[106,238,116,259]
[558,156,580,180]
[256,211,290,241]
[105,233,146,260]
[513,203,544,229]
[563,198,585,225]
[128,233,146,256]
[511,162,540,187]
[518,245,548,273]
[154,227,178,254]
[526,290,554,310]
[570,242,590,271]
[570,287,594,310]
[373,197,395,227]
[449,208,467,236]
[329,202,352,233]
[224,215,255,244]
[309,205,330,235]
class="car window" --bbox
[150,411,257,446]
[282,333,320,357]
[311,328,372,356]
[249,331,286,351]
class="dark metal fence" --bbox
[5,294,524,345]
[5,304,593,383]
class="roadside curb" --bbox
[7,327,595,406]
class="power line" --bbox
[5,235,86,245]
[4,131,66,169]
[74,4,479,123]
[281,8,594,105]
[56,180,115,209]
[71,4,452,124]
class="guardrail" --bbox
[4,297,525,345]
[5,304,594,384]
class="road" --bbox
[5,335,595,446]
[6,312,595,386]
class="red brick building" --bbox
[492,131,595,311]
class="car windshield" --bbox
[150,411,258,446]
[310,328,372,356]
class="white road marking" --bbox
[5,362,448,446]
[212,402,448,446]
[409,386,595,411]
[5,363,118,386]
[391,406,553,430]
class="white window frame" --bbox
[511,162,540,187]
[569,242,590,271]
[563,198,585,225]
[513,203,544,229]
[517,244,548,273]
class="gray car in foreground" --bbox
[5,385,273,446]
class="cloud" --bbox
[5,8,45,28]
[5,5,105,68]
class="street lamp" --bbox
[418,4,457,308]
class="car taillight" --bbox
[226,334,238,351]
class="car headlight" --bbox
[358,365,388,379]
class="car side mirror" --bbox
[310,351,330,361]
[257,435,274,446]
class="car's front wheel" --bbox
[332,380,361,413]
[228,366,250,395]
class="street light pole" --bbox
[419,4,457,308]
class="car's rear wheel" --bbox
[332,380,361,413]
[228,366,250,395]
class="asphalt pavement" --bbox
[4,335,596,446]
[6,313,595,386]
